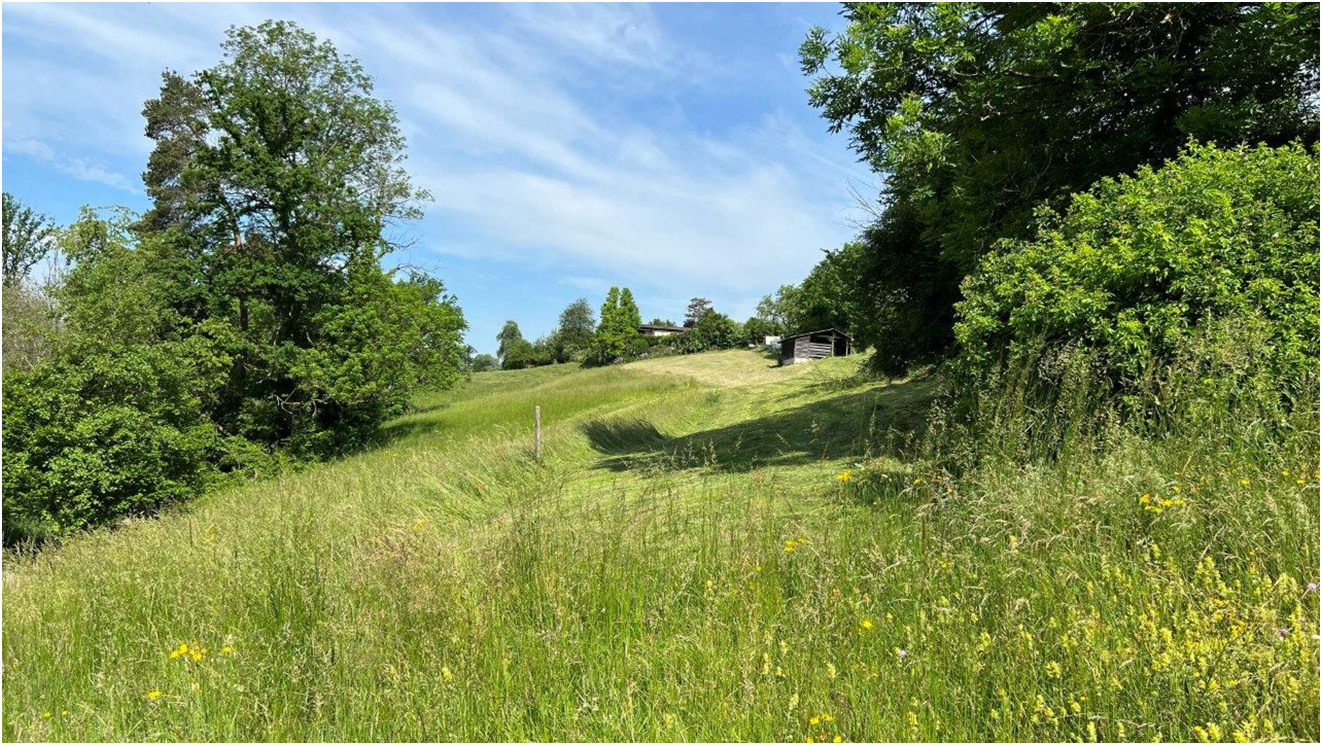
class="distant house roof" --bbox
[781,327,853,342]
[638,324,687,333]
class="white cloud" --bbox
[3,2,870,313]
[6,139,139,193]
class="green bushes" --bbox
[954,143,1319,421]
[1,340,222,543]
[1,23,468,545]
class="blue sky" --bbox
[2,2,874,354]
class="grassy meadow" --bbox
[3,349,1318,742]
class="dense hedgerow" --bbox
[953,143,1320,419]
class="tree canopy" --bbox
[2,21,467,543]
[2,193,58,288]
[801,2,1320,373]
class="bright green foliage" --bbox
[550,298,596,362]
[1,339,223,545]
[3,351,1316,741]
[685,297,713,325]
[468,353,500,373]
[955,143,1320,410]
[786,243,861,334]
[802,2,1320,373]
[497,321,535,369]
[593,286,643,364]
[681,309,743,353]
[1,192,57,288]
[618,288,642,331]
[134,20,460,455]
[1,23,466,541]
[751,286,796,336]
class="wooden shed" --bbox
[779,328,852,366]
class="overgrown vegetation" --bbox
[1,22,466,544]
[799,2,1319,374]
[955,142,1319,421]
[3,3,1318,741]
[3,351,1315,741]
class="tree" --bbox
[649,317,679,327]
[619,288,642,331]
[593,286,642,364]
[685,297,714,327]
[788,243,860,335]
[801,2,1320,373]
[497,320,530,368]
[2,193,57,288]
[553,298,596,362]
[133,20,459,453]
[754,285,798,335]
[743,316,777,345]
[682,309,742,353]
[469,353,500,373]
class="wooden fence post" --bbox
[534,405,542,461]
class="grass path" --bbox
[3,350,1318,741]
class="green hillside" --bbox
[3,350,1317,742]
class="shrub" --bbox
[954,142,1320,418]
[680,311,743,353]
[1,338,224,545]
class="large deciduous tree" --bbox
[137,20,463,453]
[553,298,596,362]
[801,2,1320,374]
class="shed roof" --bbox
[780,327,853,342]
[638,324,687,333]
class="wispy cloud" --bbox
[6,139,140,193]
[3,2,868,342]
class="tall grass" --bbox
[3,350,1317,741]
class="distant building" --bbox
[779,328,852,366]
[763,335,782,347]
[638,323,687,337]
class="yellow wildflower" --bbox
[861,618,873,630]
[221,646,234,655]
[1045,661,1063,679]
[1139,493,1152,504]
[146,690,162,701]
[442,666,454,681]
[1240,478,1250,487]
[834,737,842,743]
[810,716,821,726]
[836,470,853,483]
[42,711,52,719]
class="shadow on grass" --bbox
[582,377,936,474]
